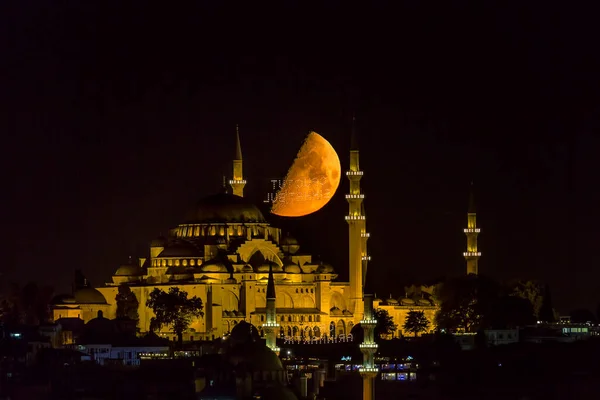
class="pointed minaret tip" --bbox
[235,124,243,160]
[468,181,476,213]
[350,114,358,151]
[266,264,276,299]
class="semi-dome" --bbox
[74,287,107,304]
[157,241,200,257]
[280,233,300,254]
[201,260,228,273]
[114,263,143,277]
[186,192,267,224]
[257,260,282,273]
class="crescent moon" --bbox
[271,131,341,217]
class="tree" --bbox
[508,280,543,318]
[374,308,397,339]
[403,310,430,337]
[435,275,499,332]
[115,285,139,322]
[146,287,204,347]
[489,295,535,328]
[570,308,596,324]
[538,284,555,323]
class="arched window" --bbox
[309,316,312,322]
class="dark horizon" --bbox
[4,2,600,313]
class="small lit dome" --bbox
[257,260,282,273]
[284,262,301,274]
[385,297,399,305]
[242,264,253,272]
[225,275,237,284]
[280,233,300,254]
[186,192,267,224]
[114,263,143,277]
[316,262,335,273]
[51,293,76,305]
[400,298,415,306]
[201,260,228,273]
[74,287,107,304]
[150,235,167,247]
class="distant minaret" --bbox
[359,262,378,400]
[229,124,246,197]
[463,182,481,275]
[345,116,369,317]
[263,264,280,355]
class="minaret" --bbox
[463,182,481,275]
[359,263,378,400]
[229,124,246,197]
[345,116,369,317]
[263,264,280,355]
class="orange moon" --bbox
[271,131,341,217]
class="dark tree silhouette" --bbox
[403,310,430,337]
[115,285,139,322]
[375,308,398,339]
[538,284,555,323]
[146,287,204,347]
[489,295,535,328]
[570,308,596,324]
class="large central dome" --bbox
[186,192,267,224]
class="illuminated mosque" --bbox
[51,125,481,342]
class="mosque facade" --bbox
[51,126,480,341]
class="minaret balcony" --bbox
[464,228,481,233]
[262,322,280,328]
[360,318,378,325]
[345,194,365,199]
[463,252,481,257]
[229,179,247,185]
[345,215,365,221]
[362,256,371,261]
[346,171,364,176]
[361,232,370,238]
[359,366,379,373]
[359,343,378,349]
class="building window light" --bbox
[361,232,370,238]
[229,179,247,185]
[346,171,364,176]
[463,228,481,233]
[345,194,365,199]
[345,215,366,220]
[463,252,482,257]
[362,256,371,261]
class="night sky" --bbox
[4,3,600,312]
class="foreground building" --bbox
[51,124,448,340]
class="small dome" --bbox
[280,234,300,254]
[150,236,167,247]
[230,321,260,345]
[225,276,237,284]
[400,298,415,306]
[385,297,399,305]
[201,260,228,273]
[51,293,76,305]
[114,263,143,277]
[316,263,335,273]
[229,341,284,372]
[257,260,282,273]
[242,264,253,272]
[74,287,107,304]
[157,241,200,257]
[284,263,301,274]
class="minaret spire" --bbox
[229,124,246,197]
[345,115,369,317]
[463,182,481,275]
[263,264,280,355]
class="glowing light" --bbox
[362,256,371,261]
[271,132,341,217]
[346,171,364,176]
[463,252,482,257]
[360,319,378,325]
[229,179,247,185]
[262,322,280,327]
[359,343,378,349]
[361,232,370,237]
[464,228,481,233]
[345,215,365,220]
[345,194,365,199]
[359,367,379,372]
